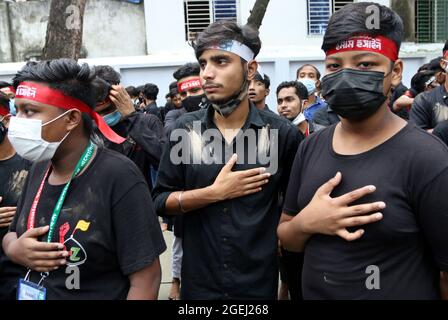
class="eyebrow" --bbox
[327,52,381,61]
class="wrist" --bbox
[292,210,312,236]
[205,184,225,202]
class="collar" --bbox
[202,100,266,130]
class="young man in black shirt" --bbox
[278,2,448,299]
[92,65,166,191]
[1,59,166,300]
[410,40,448,132]
[153,21,302,299]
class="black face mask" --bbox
[182,94,208,113]
[321,69,391,121]
[0,120,7,144]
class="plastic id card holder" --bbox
[17,271,47,301]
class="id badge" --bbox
[17,279,46,300]
[17,270,48,300]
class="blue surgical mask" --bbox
[103,110,121,127]
[298,78,316,96]
[9,99,16,116]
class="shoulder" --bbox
[175,109,206,128]
[405,124,448,156]
[94,147,146,182]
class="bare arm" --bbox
[127,258,162,300]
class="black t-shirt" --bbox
[2,147,166,300]
[0,153,30,255]
[410,85,448,129]
[283,123,448,299]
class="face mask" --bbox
[8,110,72,162]
[0,116,7,144]
[182,94,207,113]
[103,110,121,127]
[291,112,306,126]
[299,78,317,96]
[9,99,16,116]
[321,69,391,121]
[211,69,250,118]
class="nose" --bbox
[201,64,215,81]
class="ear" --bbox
[391,59,404,88]
[265,88,270,97]
[65,109,83,131]
[2,114,11,128]
[247,60,258,81]
[440,58,447,71]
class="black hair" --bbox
[296,64,322,80]
[143,83,159,100]
[443,40,448,54]
[253,72,271,89]
[136,85,145,94]
[0,91,10,112]
[126,86,139,97]
[0,81,12,90]
[411,70,437,94]
[93,65,121,85]
[12,59,96,137]
[276,81,308,100]
[169,81,179,97]
[173,63,200,81]
[192,20,261,60]
[322,2,404,57]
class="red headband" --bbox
[15,82,125,144]
[8,86,16,94]
[178,77,202,93]
[326,35,399,62]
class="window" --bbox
[184,0,238,41]
[307,0,354,35]
[415,0,448,43]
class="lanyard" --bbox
[27,141,95,243]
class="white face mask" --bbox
[292,112,306,126]
[8,110,72,163]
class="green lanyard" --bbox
[27,141,95,243]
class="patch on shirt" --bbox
[8,169,29,201]
[59,220,91,267]
[433,103,448,123]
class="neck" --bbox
[254,100,266,110]
[51,134,89,177]
[214,98,250,129]
[308,94,317,105]
[0,139,16,161]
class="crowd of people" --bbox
[0,1,448,300]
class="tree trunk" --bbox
[246,0,271,30]
[42,0,87,61]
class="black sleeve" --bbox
[279,124,302,197]
[282,141,305,216]
[112,181,166,275]
[410,93,433,130]
[417,166,448,271]
[433,120,448,146]
[152,130,186,217]
[164,110,180,139]
[128,113,166,168]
